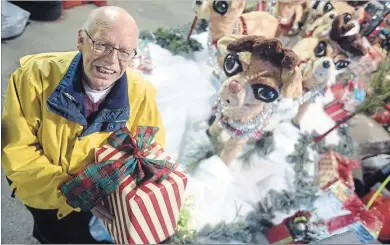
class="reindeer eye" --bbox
[323,2,334,13]
[334,60,350,70]
[314,41,327,57]
[213,0,229,15]
[223,53,243,77]
[344,13,352,23]
[252,84,279,103]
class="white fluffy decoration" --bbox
[141,34,341,230]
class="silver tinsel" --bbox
[232,20,240,35]
[214,101,274,140]
[295,84,327,105]
[207,32,219,67]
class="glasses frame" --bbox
[83,29,137,61]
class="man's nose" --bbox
[105,48,119,64]
[228,80,242,94]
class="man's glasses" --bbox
[84,29,137,61]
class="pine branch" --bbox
[139,20,208,56]
[356,56,390,114]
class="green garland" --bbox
[170,126,357,243]
[139,19,208,55]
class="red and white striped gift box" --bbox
[95,144,188,244]
[317,151,359,190]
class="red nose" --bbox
[228,81,242,94]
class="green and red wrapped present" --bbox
[317,150,360,190]
[266,210,327,244]
[266,223,294,244]
[325,181,385,242]
[61,126,188,244]
[362,191,390,241]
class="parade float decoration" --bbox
[297,1,337,38]
[206,35,303,165]
[191,0,280,70]
[289,35,351,128]
[66,1,389,244]
[330,13,368,57]
[273,0,309,36]
[192,0,279,43]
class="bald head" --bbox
[83,6,138,36]
[78,6,139,90]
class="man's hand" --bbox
[91,203,115,224]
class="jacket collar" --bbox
[47,52,130,131]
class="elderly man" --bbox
[1,6,165,244]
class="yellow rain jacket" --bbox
[1,51,165,220]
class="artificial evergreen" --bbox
[240,131,276,167]
[139,19,209,56]
[168,125,357,244]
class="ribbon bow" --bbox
[326,195,384,235]
[331,151,360,188]
[61,126,177,211]
[109,126,177,185]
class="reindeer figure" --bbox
[207,35,303,165]
[291,36,351,128]
[193,0,280,45]
[297,1,337,38]
[274,0,309,36]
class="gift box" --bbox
[265,223,294,244]
[317,150,360,190]
[97,127,188,244]
[266,210,330,244]
[61,126,188,244]
[362,191,390,241]
[325,181,385,243]
[324,102,349,122]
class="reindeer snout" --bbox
[228,81,242,94]
[323,60,330,68]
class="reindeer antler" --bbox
[227,35,264,53]
[252,38,299,70]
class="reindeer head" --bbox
[305,8,337,37]
[293,37,350,89]
[193,0,246,41]
[330,13,367,56]
[216,36,302,117]
[311,1,335,18]
[330,13,360,40]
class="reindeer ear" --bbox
[192,0,212,19]
[280,66,303,98]
[217,35,244,55]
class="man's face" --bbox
[77,24,138,89]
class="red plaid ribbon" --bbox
[60,126,177,211]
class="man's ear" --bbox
[280,66,303,98]
[77,29,84,52]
